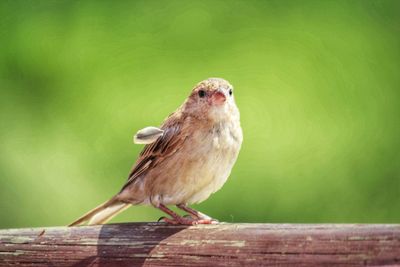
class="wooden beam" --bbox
[0,223,399,266]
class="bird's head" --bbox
[184,78,238,122]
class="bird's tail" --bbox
[68,196,131,227]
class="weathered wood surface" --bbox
[0,223,399,266]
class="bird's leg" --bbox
[176,204,219,224]
[156,204,197,225]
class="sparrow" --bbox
[69,78,243,226]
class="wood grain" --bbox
[0,223,399,266]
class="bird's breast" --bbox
[181,120,243,204]
[147,118,243,206]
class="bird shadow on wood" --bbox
[70,222,186,267]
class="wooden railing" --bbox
[0,223,399,266]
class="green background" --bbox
[1,0,399,229]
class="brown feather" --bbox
[120,111,189,192]
[68,196,120,226]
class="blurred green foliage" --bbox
[0,0,399,229]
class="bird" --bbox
[69,78,243,226]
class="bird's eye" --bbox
[198,90,206,98]
[229,89,233,96]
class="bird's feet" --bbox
[159,216,218,225]
[176,204,219,222]
[156,203,219,225]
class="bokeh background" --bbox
[1,0,399,229]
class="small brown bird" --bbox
[69,78,243,226]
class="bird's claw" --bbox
[159,216,218,225]
[158,216,167,222]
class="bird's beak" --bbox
[209,89,226,106]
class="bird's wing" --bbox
[133,126,164,144]
[119,114,188,192]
